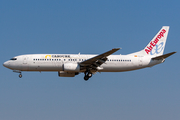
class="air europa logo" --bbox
[150,42,164,55]
[145,29,166,54]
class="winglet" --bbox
[152,52,176,60]
[113,48,121,50]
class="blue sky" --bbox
[0,0,180,120]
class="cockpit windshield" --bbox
[10,58,17,60]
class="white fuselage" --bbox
[3,54,163,72]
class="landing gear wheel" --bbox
[84,76,89,81]
[19,74,22,78]
[84,69,93,81]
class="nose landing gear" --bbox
[19,73,22,78]
[13,70,22,78]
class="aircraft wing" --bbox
[80,48,120,69]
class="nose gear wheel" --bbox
[19,74,22,78]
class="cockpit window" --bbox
[10,58,17,60]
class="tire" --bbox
[19,74,22,78]
[84,76,89,81]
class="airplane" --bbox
[3,26,176,81]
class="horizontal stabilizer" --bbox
[152,52,176,60]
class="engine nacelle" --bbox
[63,63,80,72]
[58,71,75,77]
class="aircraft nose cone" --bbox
[3,61,9,68]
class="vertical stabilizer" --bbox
[129,26,169,56]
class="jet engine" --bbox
[58,71,76,77]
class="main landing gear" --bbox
[84,69,92,81]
